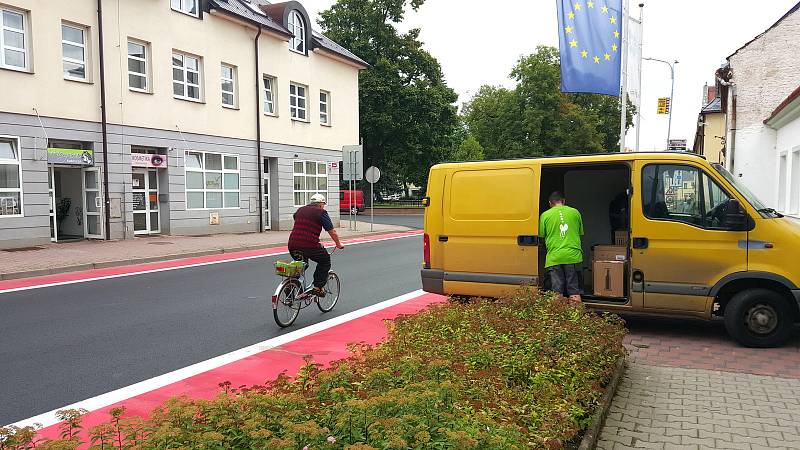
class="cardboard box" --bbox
[593,245,628,262]
[593,261,626,297]
[614,231,629,247]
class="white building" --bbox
[0,0,366,249]
[766,86,800,218]
[716,2,800,211]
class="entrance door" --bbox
[82,167,104,239]
[631,161,747,312]
[49,166,57,242]
[263,158,271,230]
[132,168,160,235]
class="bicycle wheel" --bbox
[273,279,302,327]
[317,272,340,312]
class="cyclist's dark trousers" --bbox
[289,246,330,288]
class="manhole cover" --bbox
[3,246,44,252]
[147,242,175,246]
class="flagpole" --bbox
[635,3,644,152]
[619,0,630,152]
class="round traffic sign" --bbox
[365,166,381,184]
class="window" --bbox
[289,82,307,121]
[184,151,239,209]
[127,40,149,92]
[0,136,22,217]
[263,75,276,115]
[642,164,743,230]
[220,63,237,108]
[62,23,88,80]
[288,10,305,53]
[1,7,28,71]
[171,0,199,17]
[293,161,328,206]
[173,52,201,101]
[319,91,330,125]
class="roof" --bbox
[764,84,800,127]
[208,0,368,68]
[434,151,707,169]
[728,1,800,59]
[701,97,723,114]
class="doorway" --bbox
[132,168,160,235]
[263,158,271,230]
[52,166,104,241]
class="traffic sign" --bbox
[342,145,363,181]
[657,97,671,114]
[365,166,381,184]
[668,139,687,151]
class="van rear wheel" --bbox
[723,288,794,348]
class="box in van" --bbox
[421,152,800,347]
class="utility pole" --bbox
[644,57,678,148]
[635,3,644,152]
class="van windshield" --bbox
[712,163,777,217]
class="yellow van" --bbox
[421,152,800,347]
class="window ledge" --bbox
[264,112,279,118]
[171,8,201,19]
[1,65,32,74]
[291,117,310,124]
[64,77,93,85]
[222,104,239,110]
[0,214,24,218]
[174,96,205,104]
[289,48,307,56]
[129,87,153,94]
[320,123,332,127]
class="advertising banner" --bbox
[47,148,94,166]
[131,153,168,168]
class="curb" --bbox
[0,229,412,281]
[578,356,627,450]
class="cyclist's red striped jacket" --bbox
[288,205,334,249]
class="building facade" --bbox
[0,0,366,249]
[765,86,800,218]
[710,2,800,210]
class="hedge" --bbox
[1,287,626,449]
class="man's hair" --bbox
[549,191,565,204]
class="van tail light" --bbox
[423,233,431,268]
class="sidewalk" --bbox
[1,221,411,280]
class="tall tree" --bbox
[463,46,634,159]
[320,0,459,191]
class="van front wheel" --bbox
[724,288,794,348]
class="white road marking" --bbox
[0,232,421,295]
[7,289,427,429]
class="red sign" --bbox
[132,153,168,168]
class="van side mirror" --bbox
[722,199,755,232]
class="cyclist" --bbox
[288,193,344,296]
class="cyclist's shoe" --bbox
[312,287,326,297]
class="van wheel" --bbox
[723,288,794,348]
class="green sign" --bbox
[48,148,94,166]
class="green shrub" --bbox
[3,287,626,449]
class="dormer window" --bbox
[288,10,305,54]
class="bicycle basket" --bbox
[275,260,305,277]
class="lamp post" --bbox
[644,57,678,149]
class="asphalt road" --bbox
[0,234,423,425]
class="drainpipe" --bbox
[255,26,264,232]
[97,0,111,240]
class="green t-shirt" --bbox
[539,205,584,268]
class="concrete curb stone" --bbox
[580,356,628,450]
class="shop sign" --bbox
[132,152,168,168]
[48,148,94,166]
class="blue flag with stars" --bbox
[557,0,622,97]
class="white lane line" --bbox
[0,232,421,295]
[7,289,427,430]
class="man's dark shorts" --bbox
[547,263,582,297]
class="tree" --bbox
[451,134,484,162]
[320,0,459,191]
[462,46,634,159]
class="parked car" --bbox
[421,152,800,348]
[340,190,365,214]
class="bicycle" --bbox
[271,248,341,328]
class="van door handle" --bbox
[632,237,649,249]
[517,235,540,246]
[438,235,448,242]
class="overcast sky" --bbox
[301,0,799,152]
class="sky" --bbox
[300,0,799,152]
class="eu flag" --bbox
[557,0,622,97]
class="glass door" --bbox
[132,168,160,235]
[49,166,57,242]
[263,158,271,230]
[82,167,104,239]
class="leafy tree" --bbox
[451,134,485,162]
[463,46,634,159]
[320,0,459,191]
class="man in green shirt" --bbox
[539,191,584,302]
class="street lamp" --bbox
[644,57,678,149]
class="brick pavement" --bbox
[598,317,800,450]
[0,221,410,279]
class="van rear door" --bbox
[441,165,539,297]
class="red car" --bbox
[340,190,366,214]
